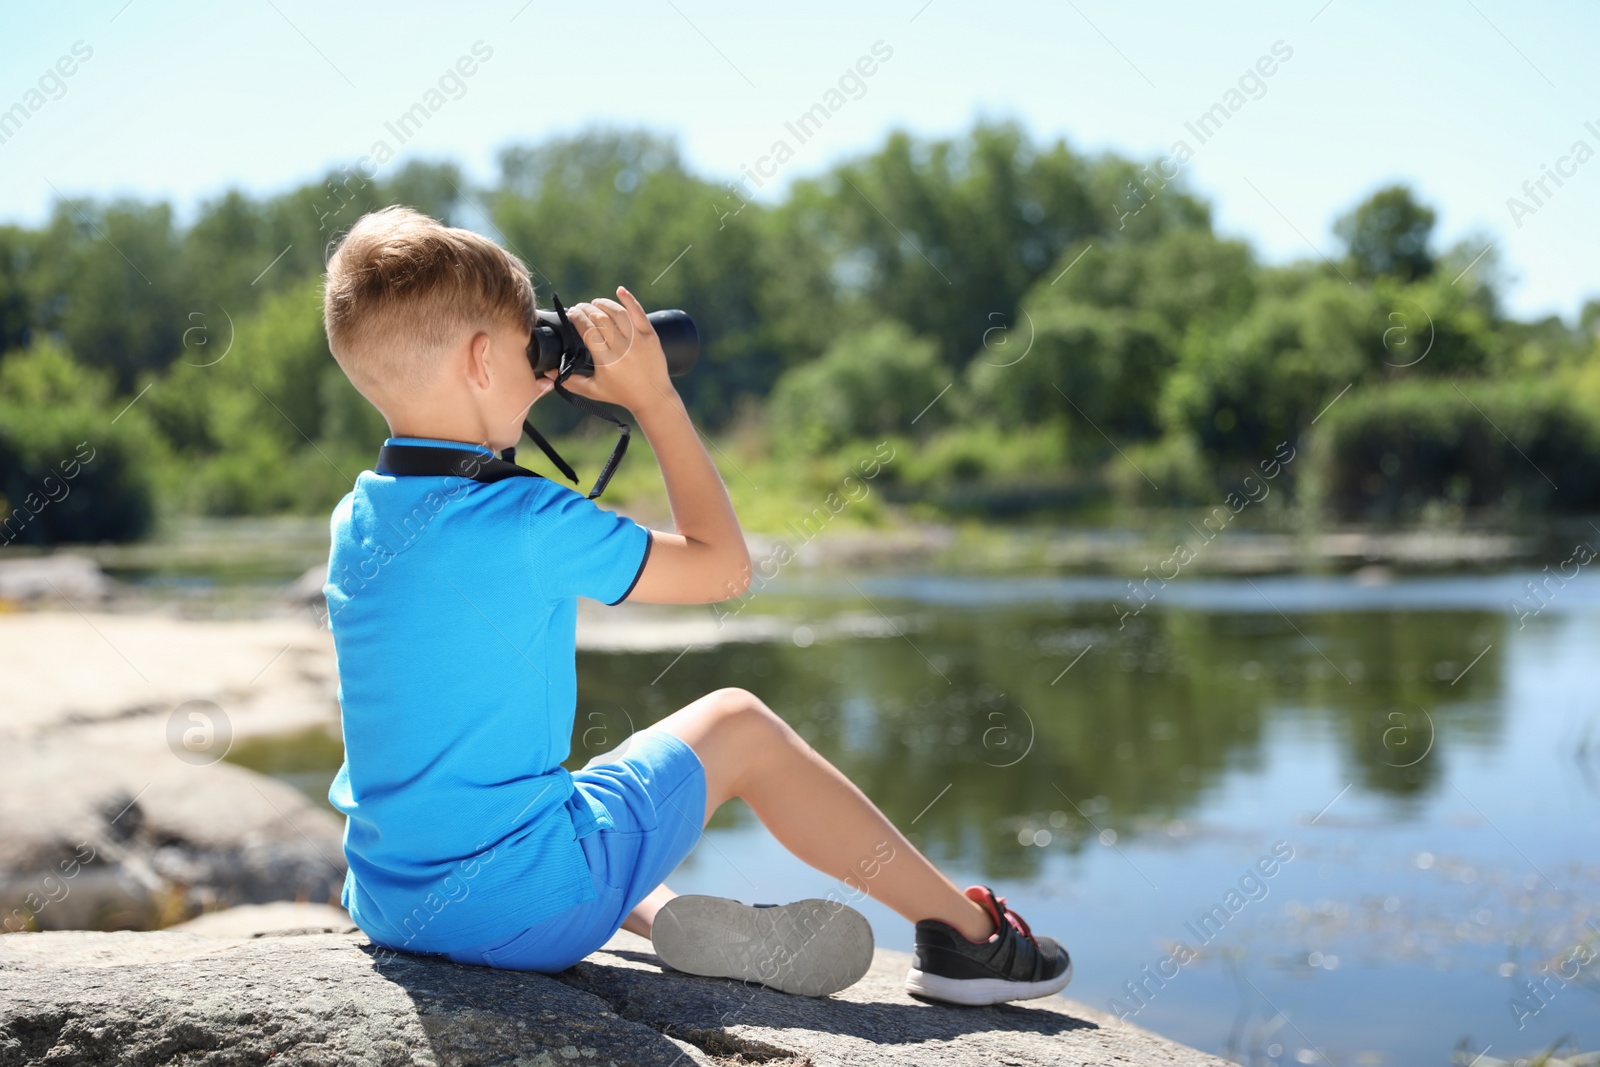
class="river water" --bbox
[232,568,1600,1064]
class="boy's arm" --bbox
[626,390,750,603]
[562,288,751,604]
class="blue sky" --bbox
[2,0,1596,323]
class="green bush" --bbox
[965,301,1175,444]
[875,422,1087,515]
[767,320,950,454]
[893,421,1069,489]
[964,230,1255,453]
[1159,278,1379,464]
[0,339,157,545]
[1106,432,1217,507]
[1305,378,1600,521]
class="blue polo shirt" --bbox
[324,436,653,953]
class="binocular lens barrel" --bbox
[530,307,698,379]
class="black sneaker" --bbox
[652,895,874,997]
[905,885,1073,1005]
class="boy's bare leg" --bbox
[621,884,676,937]
[622,687,995,942]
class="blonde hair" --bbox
[322,205,536,388]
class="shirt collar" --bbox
[383,436,497,457]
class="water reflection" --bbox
[571,594,1508,879]
[225,571,1599,1064]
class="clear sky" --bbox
[3,0,1596,323]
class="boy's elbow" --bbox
[723,547,753,599]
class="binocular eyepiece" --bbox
[528,292,699,380]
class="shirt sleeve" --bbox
[525,481,653,604]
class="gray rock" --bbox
[0,742,345,933]
[0,555,110,602]
[169,902,356,938]
[283,564,328,606]
[0,927,1230,1066]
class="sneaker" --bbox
[651,895,874,997]
[904,885,1073,1005]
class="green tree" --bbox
[0,338,157,543]
[1334,184,1437,282]
[0,225,39,355]
[1159,272,1381,468]
[0,120,1587,527]
[26,199,186,390]
[768,320,948,454]
[1369,272,1499,379]
[145,276,383,515]
[781,120,1200,370]
[181,160,472,331]
[965,229,1255,450]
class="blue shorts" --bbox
[442,728,706,972]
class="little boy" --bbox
[319,205,1072,1005]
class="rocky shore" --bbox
[0,914,1229,1066]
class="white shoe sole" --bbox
[904,958,1074,1005]
[651,895,874,997]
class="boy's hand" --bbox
[559,286,677,414]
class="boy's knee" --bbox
[707,686,760,714]
[707,687,787,739]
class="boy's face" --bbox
[479,318,545,451]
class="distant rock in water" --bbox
[0,555,111,603]
[0,742,345,933]
[283,564,328,606]
[0,926,1230,1066]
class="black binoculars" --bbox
[516,292,698,501]
[528,292,698,380]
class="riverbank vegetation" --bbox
[3,120,1598,544]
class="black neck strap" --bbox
[538,375,631,500]
[375,444,541,483]
[513,407,628,498]
[375,406,628,496]
[375,359,631,496]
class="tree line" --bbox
[2,119,1598,544]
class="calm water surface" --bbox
[231,569,1600,1065]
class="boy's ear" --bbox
[465,331,493,391]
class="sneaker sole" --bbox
[651,895,874,997]
[904,957,1074,1006]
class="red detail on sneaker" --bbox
[962,885,1036,945]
